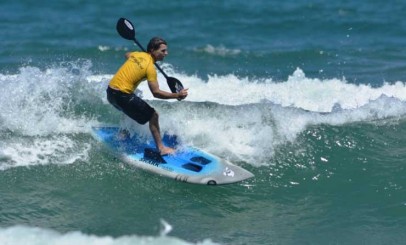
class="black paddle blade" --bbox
[167,77,184,93]
[116,18,135,40]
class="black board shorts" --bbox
[106,86,155,125]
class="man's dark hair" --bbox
[147,37,167,52]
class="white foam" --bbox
[0,226,219,245]
[131,67,406,165]
[2,62,406,167]
[193,44,241,56]
[0,136,91,170]
[139,67,406,113]
[91,65,406,165]
[0,62,99,170]
[0,64,98,136]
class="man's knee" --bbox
[150,111,159,122]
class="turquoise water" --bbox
[1,1,406,244]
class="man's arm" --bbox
[148,80,188,100]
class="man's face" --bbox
[151,44,168,61]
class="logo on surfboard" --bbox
[223,167,235,177]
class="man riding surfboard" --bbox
[106,37,188,155]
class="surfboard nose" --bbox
[223,164,255,183]
[206,161,254,185]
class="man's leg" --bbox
[149,111,175,155]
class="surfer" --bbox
[107,37,188,155]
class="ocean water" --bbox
[1,0,406,244]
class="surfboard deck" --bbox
[92,126,254,185]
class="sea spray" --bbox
[2,62,406,169]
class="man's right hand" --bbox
[178,88,189,100]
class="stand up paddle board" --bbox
[92,126,254,185]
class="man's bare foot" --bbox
[159,146,176,156]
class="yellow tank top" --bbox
[109,52,157,94]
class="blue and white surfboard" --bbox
[92,126,254,185]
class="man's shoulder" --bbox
[130,51,152,59]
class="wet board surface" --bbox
[92,126,254,185]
